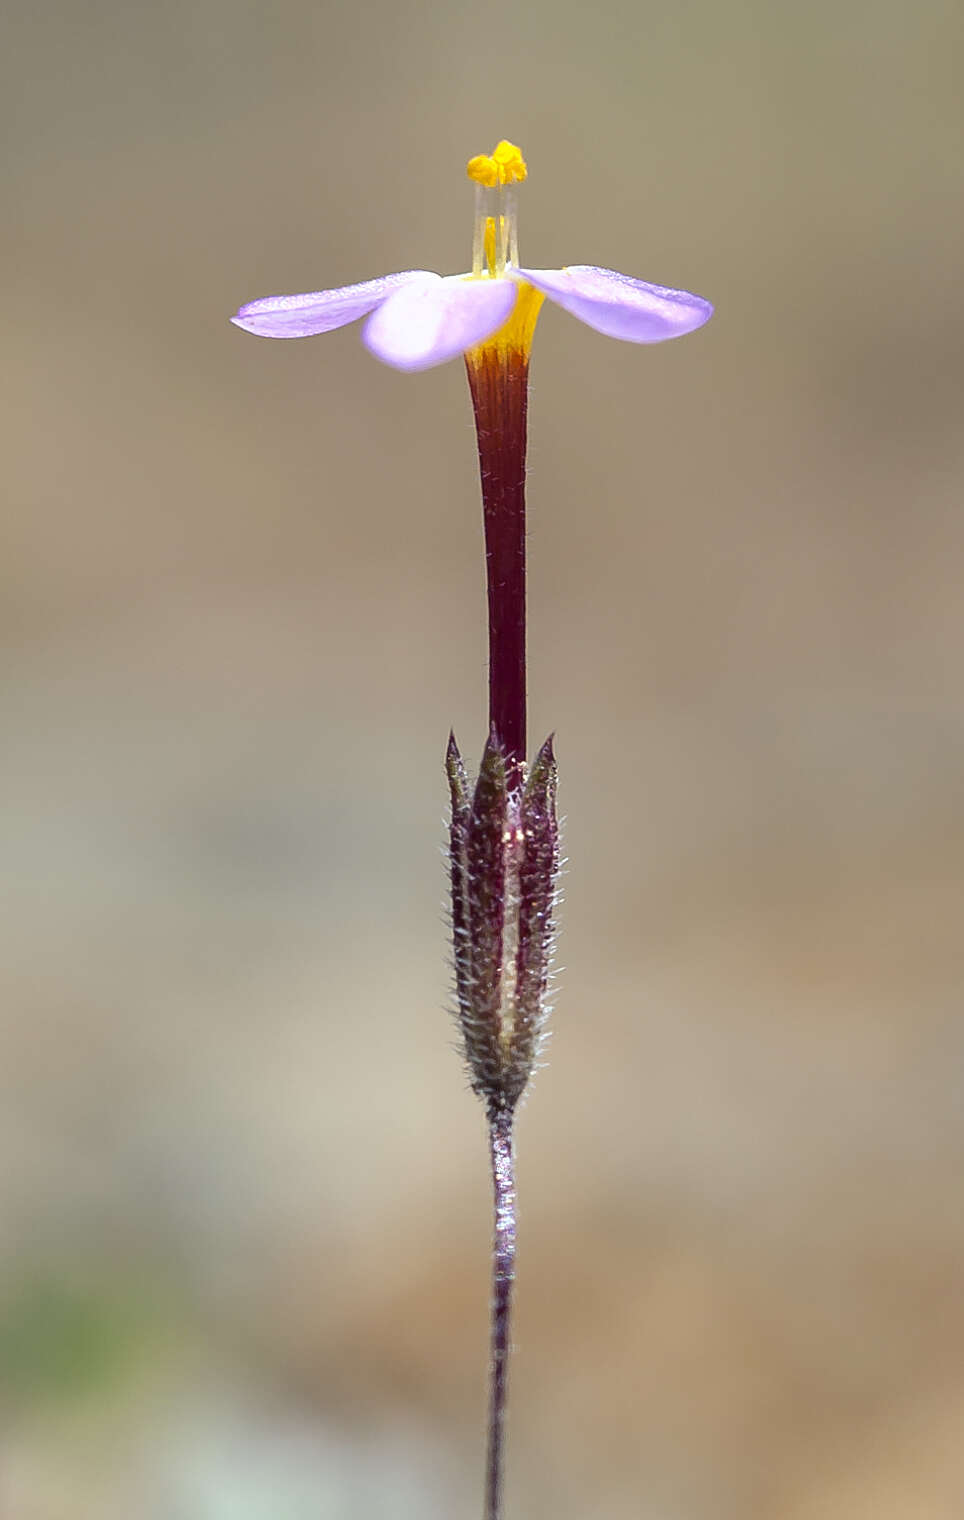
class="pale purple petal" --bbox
[362,275,518,371]
[230,271,438,339]
[514,266,713,343]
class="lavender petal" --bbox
[515,265,713,343]
[230,271,437,339]
[362,275,517,371]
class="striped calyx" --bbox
[447,731,559,1119]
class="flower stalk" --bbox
[485,1114,516,1520]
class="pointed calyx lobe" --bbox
[447,732,559,1119]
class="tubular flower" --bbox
[231,142,713,1520]
[230,140,713,372]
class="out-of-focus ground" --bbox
[3,1,964,1515]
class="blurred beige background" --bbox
[3,0,964,1516]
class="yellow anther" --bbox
[467,153,500,188]
[491,140,527,183]
[466,140,528,187]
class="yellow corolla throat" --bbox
[468,279,544,366]
[464,140,544,362]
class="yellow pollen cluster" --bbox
[466,140,528,187]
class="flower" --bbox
[230,140,712,372]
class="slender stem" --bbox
[465,346,531,772]
[485,1112,517,1520]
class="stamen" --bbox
[468,142,525,280]
[483,216,498,277]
